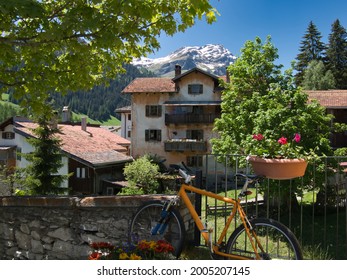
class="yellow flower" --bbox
[148,241,157,249]
[129,253,142,260]
[119,252,129,260]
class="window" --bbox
[145,129,162,141]
[127,114,131,121]
[186,130,204,140]
[2,132,15,139]
[76,167,87,178]
[187,156,203,167]
[145,105,162,117]
[127,130,131,138]
[188,84,203,95]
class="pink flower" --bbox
[252,134,264,141]
[293,133,301,143]
[278,137,288,145]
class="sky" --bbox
[149,0,347,70]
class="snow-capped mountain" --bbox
[132,44,236,77]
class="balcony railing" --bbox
[165,113,220,125]
[164,139,207,152]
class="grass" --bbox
[71,112,120,126]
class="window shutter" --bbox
[186,130,192,139]
[158,130,162,141]
[145,105,149,117]
[145,129,149,141]
[158,106,162,117]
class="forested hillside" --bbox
[8,64,155,122]
[0,101,22,123]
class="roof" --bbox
[172,67,222,82]
[122,77,176,94]
[11,119,132,167]
[115,106,131,113]
[121,67,226,94]
[305,90,347,108]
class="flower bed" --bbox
[88,240,174,260]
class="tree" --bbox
[212,36,334,209]
[302,60,335,90]
[326,19,347,89]
[0,0,217,116]
[20,104,68,195]
[123,155,160,194]
[295,21,326,86]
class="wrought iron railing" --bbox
[192,155,347,260]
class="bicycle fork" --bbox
[150,199,176,235]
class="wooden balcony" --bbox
[164,140,207,152]
[165,113,220,125]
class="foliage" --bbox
[19,104,68,195]
[0,0,217,117]
[88,240,174,260]
[212,36,334,162]
[326,19,347,89]
[295,21,326,86]
[302,60,335,90]
[123,155,160,194]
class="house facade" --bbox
[122,65,226,170]
[122,65,347,171]
[0,116,132,195]
[306,90,347,148]
[115,105,132,141]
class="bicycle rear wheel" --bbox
[128,200,185,258]
[225,218,303,260]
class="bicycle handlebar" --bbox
[178,169,192,184]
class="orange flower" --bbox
[88,252,102,260]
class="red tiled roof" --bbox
[122,77,176,93]
[305,90,347,108]
[14,121,132,166]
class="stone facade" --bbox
[0,195,194,260]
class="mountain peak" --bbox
[132,44,236,77]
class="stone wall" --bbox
[0,195,195,260]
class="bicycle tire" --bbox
[128,200,185,258]
[225,218,303,260]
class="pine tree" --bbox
[21,104,68,195]
[295,21,326,86]
[326,19,347,89]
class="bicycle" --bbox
[128,169,303,260]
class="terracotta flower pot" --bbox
[248,156,308,180]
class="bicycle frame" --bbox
[177,182,264,260]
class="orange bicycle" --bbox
[129,169,303,260]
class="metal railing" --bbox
[193,155,347,260]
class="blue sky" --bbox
[150,0,347,70]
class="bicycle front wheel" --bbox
[128,200,185,258]
[225,218,303,260]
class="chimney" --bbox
[175,64,181,77]
[62,106,71,123]
[81,117,87,131]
